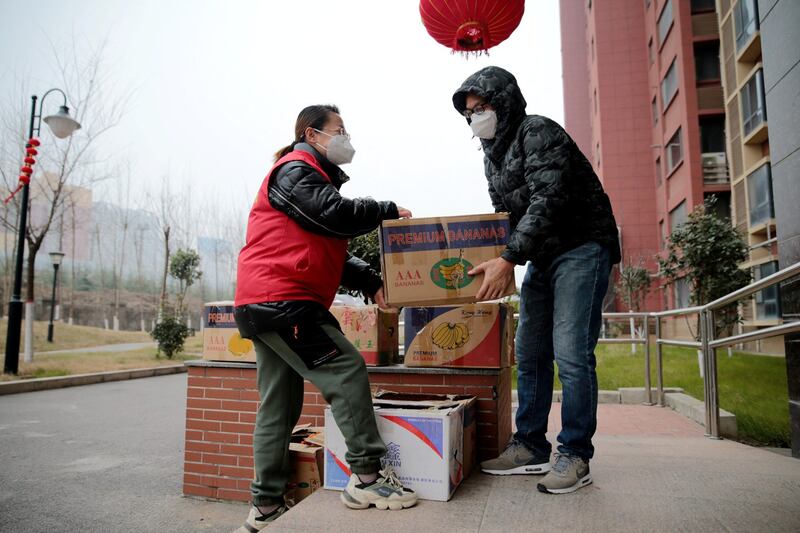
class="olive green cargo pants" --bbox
[250,324,386,506]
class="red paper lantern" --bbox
[28,138,40,147]
[419,0,525,55]
[26,147,38,156]
[21,166,33,175]
[24,157,36,165]
[18,175,30,185]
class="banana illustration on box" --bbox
[227,333,254,356]
[431,322,470,350]
[438,261,466,289]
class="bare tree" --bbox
[0,38,130,359]
[153,177,176,319]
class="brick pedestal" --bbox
[183,360,511,502]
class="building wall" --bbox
[560,0,592,160]
[757,0,800,456]
[561,0,663,311]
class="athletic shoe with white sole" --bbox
[234,504,288,532]
[480,439,551,475]
[341,467,418,510]
[536,453,592,494]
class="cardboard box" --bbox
[324,391,477,502]
[379,213,515,307]
[403,303,515,368]
[202,301,256,362]
[329,305,399,366]
[286,426,325,505]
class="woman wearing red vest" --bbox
[233,105,417,531]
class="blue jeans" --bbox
[514,241,611,460]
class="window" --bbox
[754,261,780,319]
[657,0,674,45]
[594,88,598,115]
[652,97,659,125]
[700,115,725,153]
[666,128,683,173]
[648,38,654,65]
[741,69,767,137]
[747,163,774,226]
[655,157,662,186]
[694,41,720,82]
[661,59,679,107]
[591,37,595,62]
[674,277,691,308]
[691,0,716,13]
[734,0,759,50]
[670,200,688,231]
[659,219,666,249]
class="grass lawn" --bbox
[512,343,791,448]
[0,320,152,353]
[0,347,196,382]
[1,321,204,382]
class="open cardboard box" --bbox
[324,390,477,501]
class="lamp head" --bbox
[43,106,81,139]
[49,251,65,267]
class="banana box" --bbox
[403,303,514,368]
[329,305,398,366]
[202,301,256,362]
[324,391,477,502]
[379,213,515,307]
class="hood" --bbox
[452,66,527,163]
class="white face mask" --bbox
[314,129,356,165]
[469,110,497,139]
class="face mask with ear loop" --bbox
[313,129,356,165]
[469,110,497,139]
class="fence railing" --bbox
[597,260,800,439]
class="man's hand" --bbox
[373,287,390,309]
[397,207,413,218]
[468,257,515,301]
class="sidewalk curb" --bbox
[0,365,187,396]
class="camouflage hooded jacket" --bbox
[453,66,621,270]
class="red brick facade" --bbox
[183,362,512,503]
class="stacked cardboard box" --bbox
[329,305,398,366]
[202,301,256,362]
[403,303,515,369]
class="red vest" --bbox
[234,151,349,307]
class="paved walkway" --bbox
[1,374,798,532]
[36,341,157,355]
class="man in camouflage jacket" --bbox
[453,66,620,494]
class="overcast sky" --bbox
[1,0,562,213]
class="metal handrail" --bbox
[707,260,800,310]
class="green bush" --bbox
[150,315,190,359]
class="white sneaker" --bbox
[233,504,287,532]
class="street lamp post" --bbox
[47,251,65,343]
[3,89,80,374]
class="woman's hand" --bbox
[468,257,515,301]
[373,287,390,309]
[397,207,413,218]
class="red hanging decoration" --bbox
[26,147,38,156]
[419,0,525,56]
[28,138,40,147]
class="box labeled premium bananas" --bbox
[379,214,515,307]
[403,303,514,368]
[329,305,398,366]
[202,301,256,362]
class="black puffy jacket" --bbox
[453,66,621,270]
[234,143,398,338]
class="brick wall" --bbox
[183,362,511,503]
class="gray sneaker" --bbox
[536,453,592,494]
[481,439,551,475]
